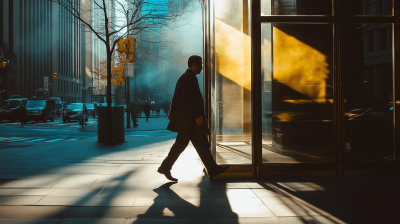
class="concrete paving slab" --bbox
[260,197,299,205]
[267,204,331,217]
[278,216,346,224]
[0,218,61,224]
[62,218,126,224]
[251,189,285,197]
[205,182,249,189]
[0,176,61,188]
[48,189,101,197]
[133,197,264,207]
[0,189,55,196]
[0,196,43,205]
[36,196,136,206]
[126,217,281,224]
[0,166,120,175]
[51,177,97,189]
[230,205,275,218]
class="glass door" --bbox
[256,0,398,177]
[258,0,336,176]
[261,23,335,164]
[208,0,253,174]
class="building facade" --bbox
[0,0,55,102]
[203,0,399,177]
[56,0,85,103]
[0,0,115,104]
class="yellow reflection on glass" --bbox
[273,27,330,99]
[215,19,251,90]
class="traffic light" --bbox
[1,60,7,68]
[128,37,135,61]
[52,72,57,80]
[116,36,135,60]
[116,39,127,53]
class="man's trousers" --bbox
[158,131,220,176]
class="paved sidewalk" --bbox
[0,133,399,223]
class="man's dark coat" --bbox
[167,69,205,133]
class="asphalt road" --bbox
[0,116,97,143]
[0,116,175,144]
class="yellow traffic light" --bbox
[53,72,57,80]
[1,61,6,67]
[116,39,127,53]
[129,37,135,61]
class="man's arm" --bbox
[179,76,203,120]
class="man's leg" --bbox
[191,135,220,176]
[158,131,191,172]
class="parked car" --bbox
[25,99,55,122]
[48,97,62,117]
[0,98,28,122]
[63,103,89,123]
[85,104,96,118]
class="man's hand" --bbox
[195,116,204,125]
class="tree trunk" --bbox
[106,49,113,144]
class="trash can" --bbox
[97,106,125,143]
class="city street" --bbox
[0,112,172,144]
[0,115,399,223]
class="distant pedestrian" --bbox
[19,102,27,127]
[157,55,229,181]
[130,101,138,127]
[80,104,88,129]
[156,107,160,117]
[144,102,151,122]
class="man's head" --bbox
[188,55,202,75]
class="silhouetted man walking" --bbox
[157,55,229,181]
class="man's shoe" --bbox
[208,165,229,179]
[219,165,230,173]
[209,165,230,179]
[157,168,178,182]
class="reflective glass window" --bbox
[212,0,252,164]
[261,0,332,15]
[341,0,393,15]
[261,23,334,163]
[343,24,394,161]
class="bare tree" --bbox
[49,0,195,143]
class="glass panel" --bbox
[212,0,252,164]
[261,0,332,15]
[261,23,334,163]
[343,24,394,162]
[342,0,393,15]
